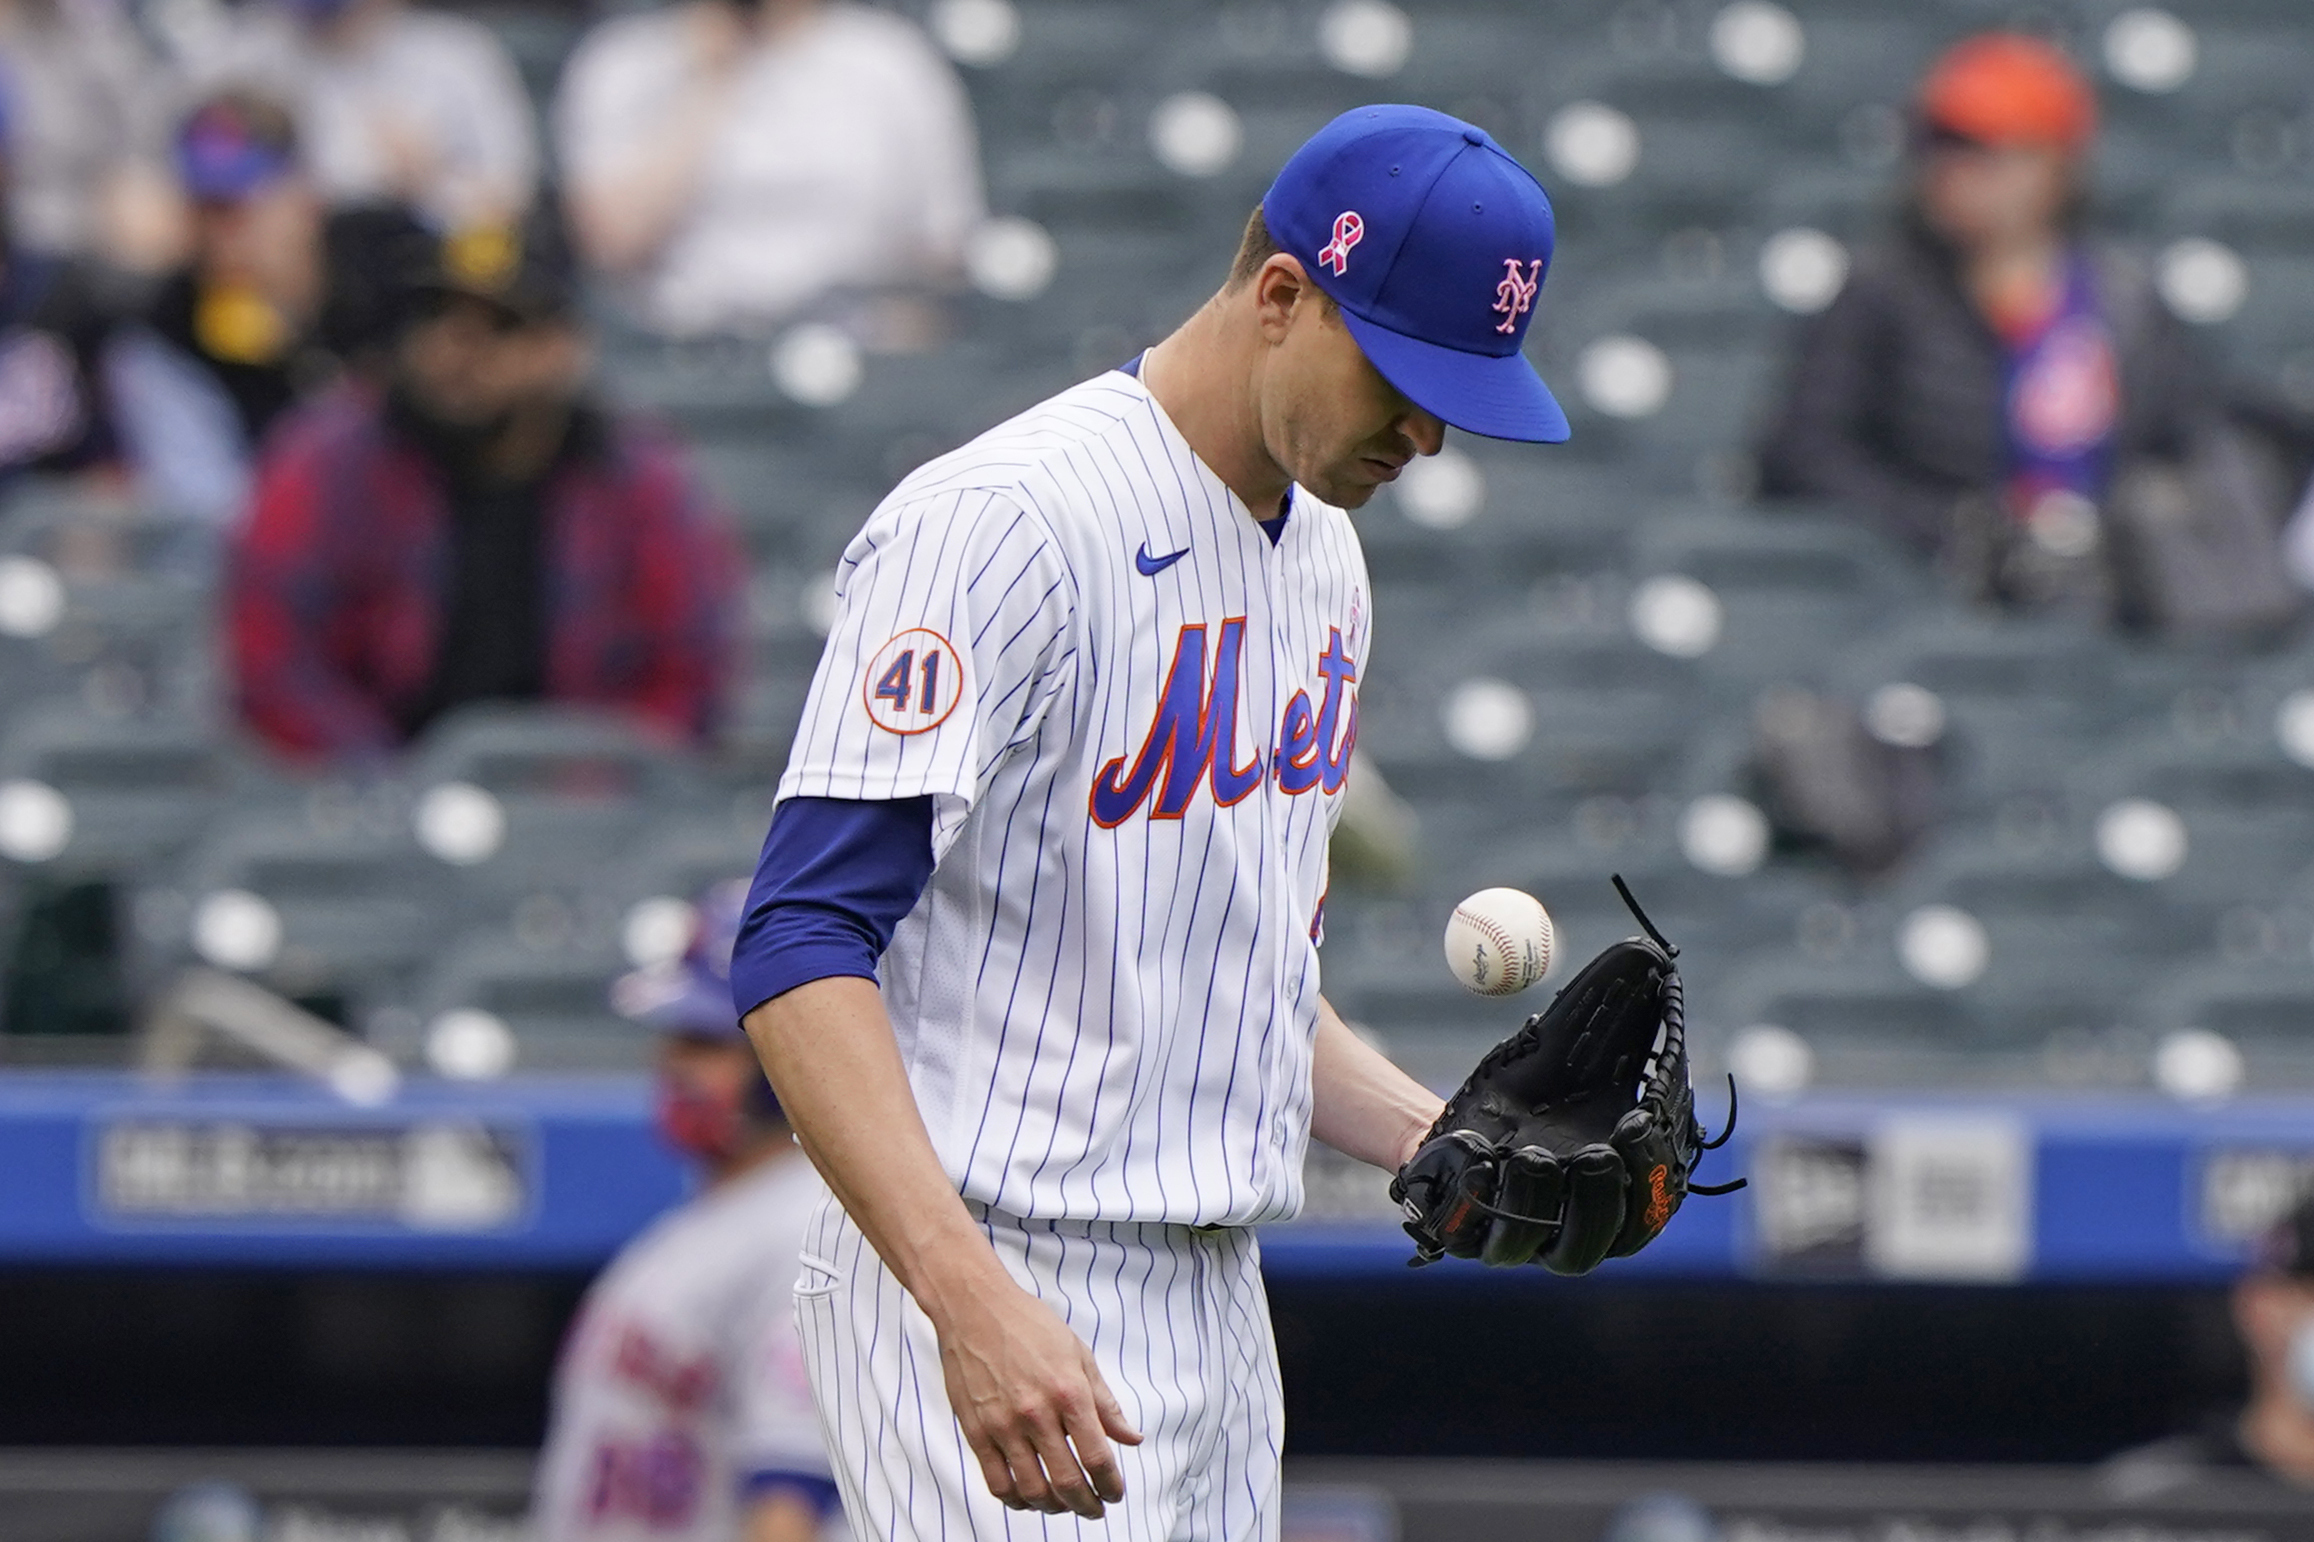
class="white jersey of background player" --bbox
[733,105,1570,1539]
[537,884,842,1542]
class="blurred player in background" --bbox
[2107,1192,2314,1495]
[534,881,842,1542]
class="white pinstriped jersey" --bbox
[777,367,1370,1227]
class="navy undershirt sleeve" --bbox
[730,795,938,1019]
[738,1469,843,1518]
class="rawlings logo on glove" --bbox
[1388,876,1745,1274]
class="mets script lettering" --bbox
[1091,623,1357,826]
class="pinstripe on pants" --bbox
[794,1194,1283,1542]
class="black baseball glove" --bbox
[1389,876,1743,1274]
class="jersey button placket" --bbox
[1257,506,1300,1209]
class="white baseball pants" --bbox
[794,1195,1283,1542]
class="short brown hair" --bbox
[1226,206,1336,317]
[1228,206,1283,288]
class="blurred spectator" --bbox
[2104,1193,2314,1494]
[554,0,983,336]
[533,880,839,1542]
[0,77,123,483]
[105,93,329,525]
[181,0,536,229]
[228,211,740,765]
[0,0,178,265]
[1758,35,2293,633]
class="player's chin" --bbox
[1312,467,1387,510]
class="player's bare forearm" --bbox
[743,977,1011,1314]
[1310,996,1443,1173]
[743,976,1142,1518]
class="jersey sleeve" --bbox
[778,486,1078,856]
[728,795,936,1018]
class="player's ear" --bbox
[1251,254,1313,344]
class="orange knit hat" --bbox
[1918,33,2098,151]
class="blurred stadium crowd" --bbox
[0,0,2310,1102]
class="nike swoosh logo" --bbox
[1135,543,1190,577]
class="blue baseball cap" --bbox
[610,879,748,1038]
[176,96,298,202]
[1262,105,1569,444]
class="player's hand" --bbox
[930,1276,1143,1518]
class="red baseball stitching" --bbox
[1457,908,1541,994]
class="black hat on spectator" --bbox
[411,208,579,325]
[2256,1193,2314,1279]
[318,202,434,360]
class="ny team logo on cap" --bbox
[1492,259,1543,335]
[1317,211,1364,275]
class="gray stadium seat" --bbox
[2141,959,2314,1081]
[1501,636,1707,795]
[406,932,642,1071]
[1878,835,2188,1048]
[609,804,767,914]
[2206,256,2314,372]
[1480,802,1819,967]
[1632,506,1921,687]
[403,705,709,906]
[688,439,885,566]
[2160,179,2314,255]
[1720,953,1977,1060]
[0,479,212,575]
[1358,469,1634,592]
[598,334,815,434]
[139,807,450,1026]
[2069,732,2314,910]
[1833,613,2128,812]
[2168,23,2314,115]
[0,493,217,718]
[0,703,231,873]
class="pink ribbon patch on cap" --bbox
[1317,211,1364,275]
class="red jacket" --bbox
[229,385,740,763]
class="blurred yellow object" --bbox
[194,285,290,365]
[444,223,520,293]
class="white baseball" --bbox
[1444,887,1555,996]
